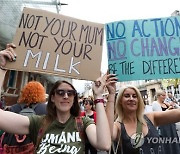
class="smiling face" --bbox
[51,82,75,114]
[116,85,145,123]
[121,88,138,112]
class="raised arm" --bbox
[0,109,30,134]
[105,74,118,140]
[0,43,30,135]
[0,43,17,94]
[85,75,111,151]
[147,108,180,127]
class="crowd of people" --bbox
[152,89,180,154]
[0,43,180,154]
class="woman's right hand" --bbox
[92,75,106,99]
[167,105,174,110]
[0,43,16,67]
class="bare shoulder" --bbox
[113,121,121,140]
[114,121,120,130]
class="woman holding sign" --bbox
[105,75,180,154]
[0,44,113,153]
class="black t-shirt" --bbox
[119,115,165,154]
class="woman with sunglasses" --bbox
[0,44,113,153]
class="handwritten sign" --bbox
[105,16,180,81]
[5,8,104,81]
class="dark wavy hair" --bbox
[46,80,80,121]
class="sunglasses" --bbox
[84,102,89,105]
[55,89,76,97]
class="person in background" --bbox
[152,89,180,154]
[165,92,179,108]
[81,99,97,154]
[0,43,111,153]
[106,77,180,154]
[0,44,47,153]
[0,43,47,114]
[1,81,47,153]
[78,95,84,111]
[152,89,173,111]
[10,81,47,115]
[81,99,96,123]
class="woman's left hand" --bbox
[106,74,118,95]
[0,43,16,67]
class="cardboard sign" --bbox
[105,16,180,81]
[5,8,104,81]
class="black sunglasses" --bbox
[84,102,89,105]
[55,89,76,97]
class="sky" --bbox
[59,0,180,93]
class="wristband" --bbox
[94,99,104,105]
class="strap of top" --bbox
[134,120,142,151]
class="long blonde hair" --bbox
[115,85,146,125]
